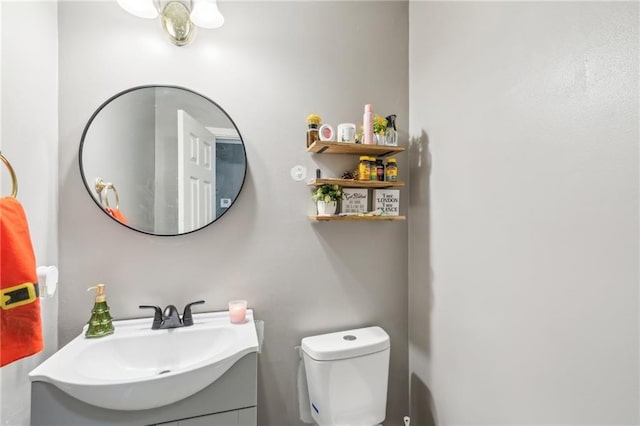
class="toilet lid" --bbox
[301,326,390,361]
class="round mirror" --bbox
[79,86,247,236]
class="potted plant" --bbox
[373,114,387,145]
[312,184,343,216]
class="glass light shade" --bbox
[161,1,195,46]
[117,0,158,19]
[190,0,224,29]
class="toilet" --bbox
[301,326,390,426]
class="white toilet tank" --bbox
[301,326,390,426]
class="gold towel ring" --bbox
[94,177,120,209]
[104,184,120,210]
[95,177,107,205]
[0,152,18,198]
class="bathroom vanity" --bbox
[30,311,259,426]
[31,353,257,426]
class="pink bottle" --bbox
[363,104,374,145]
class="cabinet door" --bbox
[237,407,257,426]
[177,411,238,426]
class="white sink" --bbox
[29,310,259,411]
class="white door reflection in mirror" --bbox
[178,110,215,234]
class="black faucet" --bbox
[139,300,205,329]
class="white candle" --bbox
[228,300,247,324]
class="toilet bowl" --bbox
[301,326,390,426]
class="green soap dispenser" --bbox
[86,284,114,338]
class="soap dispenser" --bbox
[86,284,114,338]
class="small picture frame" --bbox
[319,124,334,141]
[342,188,368,214]
[373,189,400,216]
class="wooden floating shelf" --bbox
[307,178,405,188]
[308,215,406,222]
[307,141,405,156]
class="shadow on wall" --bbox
[408,130,437,426]
[408,130,430,206]
[410,373,438,426]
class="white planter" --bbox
[374,133,385,145]
[316,200,337,216]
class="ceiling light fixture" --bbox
[116,0,224,46]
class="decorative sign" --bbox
[373,189,399,216]
[319,124,334,141]
[342,188,368,214]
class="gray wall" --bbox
[0,1,59,424]
[58,1,409,425]
[408,2,639,424]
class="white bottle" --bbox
[363,104,374,145]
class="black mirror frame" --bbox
[79,85,248,237]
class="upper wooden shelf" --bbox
[307,141,405,156]
[307,178,404,188]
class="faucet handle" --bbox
[182,300,205,326]
[139,305,162,329]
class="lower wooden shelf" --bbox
[308,215,406,222]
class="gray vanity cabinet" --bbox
[31,353,257,426]
[157,407,256,425]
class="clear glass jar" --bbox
[307,124,319,148]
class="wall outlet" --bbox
[220,198,231,208]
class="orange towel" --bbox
[104,207,128,224]
[0,197,43,367]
